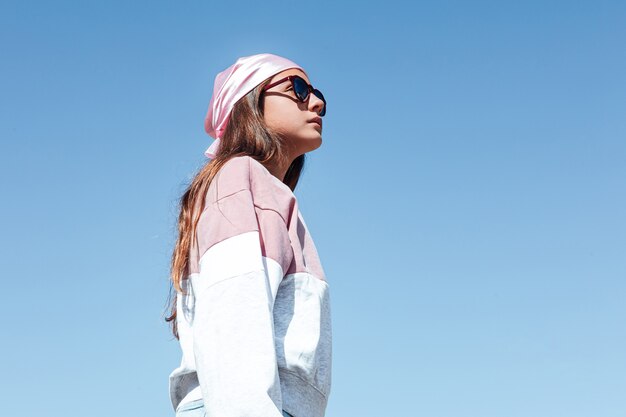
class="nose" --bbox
[308,93,325,117]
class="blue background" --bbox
[1,1,625,416]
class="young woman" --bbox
[165,53,332,417]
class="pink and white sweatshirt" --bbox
[168,155,332,417]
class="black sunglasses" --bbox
[262,75,326,117]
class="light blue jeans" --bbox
[175,398,295,417]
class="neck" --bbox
[267,159,290,183]
[267,151,299,183]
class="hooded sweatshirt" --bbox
[168,155,332,417]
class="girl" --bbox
[165,53,332,417]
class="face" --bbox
[262,68,326,157]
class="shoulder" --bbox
[214,155,294,203]
[211,155,252,201]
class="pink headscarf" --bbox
[203,53,306,159]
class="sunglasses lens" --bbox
[292,76,327,116]
[292,76,309,102]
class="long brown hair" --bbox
[163,78,306,339]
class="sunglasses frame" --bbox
[261,75,326,116]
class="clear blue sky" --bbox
[1,1,625,416]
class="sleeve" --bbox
[190,186,292,417]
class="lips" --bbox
[309,116,323,128]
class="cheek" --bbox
[264,102,300,134]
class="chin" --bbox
[291,133,322,154]
[309,135,322,151]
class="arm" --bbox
[190,188,290,417]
